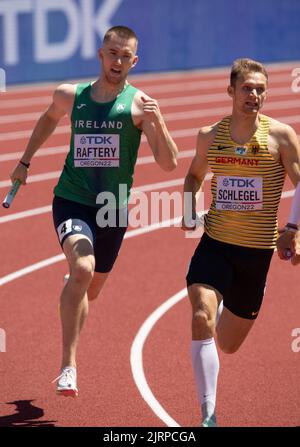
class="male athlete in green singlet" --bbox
[10,26,178,397]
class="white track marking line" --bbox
[0,206,52,224]
[130,288,188,427]
[0,254,65,286]
[0,175,214,224]
[1,62,297,426]
[0,154,204,189]
[0,147,194,164]
[0,146,68,162]
[0,178,292,226]
[0,87,295,123]
[4,61,298,94]
[0,171,62,188]
[1,102,300,141]
[0,191,295,425]
[0,215,183,286]
[2,67,297,109]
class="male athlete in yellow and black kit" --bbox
[181,58,300,427]
[10,26,178,397]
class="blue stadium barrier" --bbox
[0,0,299,85]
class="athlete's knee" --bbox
[71,258,95,285]
[192,308,215,335]
[192,309,210,327]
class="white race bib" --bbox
[216,176,263,211]
[74,134,120,167]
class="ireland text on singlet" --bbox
[204,115,285,249]
[54,82,142,207]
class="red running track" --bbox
[0,62,299,427]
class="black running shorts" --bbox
[186,232,274,319]
[52,195,127,273]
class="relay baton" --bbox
[2,180,21,209]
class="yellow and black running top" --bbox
[204,114,285,249]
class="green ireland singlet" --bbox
[54,82,142,207]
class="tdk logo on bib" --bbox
[222,178,255,188]
[74,134,120,167]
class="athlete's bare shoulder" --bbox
[196,121,220,150]
[268,116,298,146]
[52,83,77,116]
[131,89,149,127]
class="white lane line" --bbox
[0,148,198,188]
[0,174,214,225]
[0,171,61,188]
[0,254,65,286]
[0,206,52,224]
[1,102,300,141]
[0,145,68,162]
[0,184,294,424]
[1,68,296,109]
[0,176,291,226]
[0,146,194,164]
[0,96,52,109]
[0,87,295,123]
[0,215,184,286]
[4,61,297,95]
[0,185,295,283]
[130,287,188,427]
[164,101,300,121]
[0,174,186,191]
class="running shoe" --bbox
[52,366,78,398]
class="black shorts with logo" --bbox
[52,195,127,273]
[186,232,274,319]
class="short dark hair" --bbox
[230,58,268,86]
[103,26,138,46]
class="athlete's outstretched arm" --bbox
[10,84,75,185]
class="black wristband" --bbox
[19,160,30,168]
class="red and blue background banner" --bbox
[0,0,300,85]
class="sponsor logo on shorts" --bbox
[72,225,82,232]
